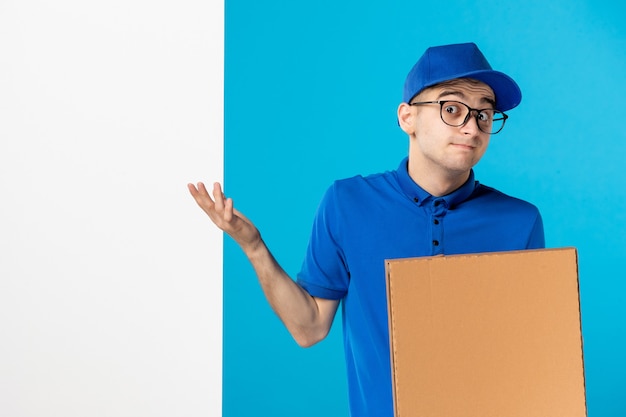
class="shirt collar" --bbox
[394,157,478,208]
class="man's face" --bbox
[400,78,496,180]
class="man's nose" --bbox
[460,111,481,134]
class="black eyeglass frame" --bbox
[409,100,509,135]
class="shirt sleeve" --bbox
[526,209,546,249]
[296,182,350,300]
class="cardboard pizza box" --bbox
[385,247,586,417]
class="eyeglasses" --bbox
[409,100,508,134]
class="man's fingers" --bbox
[211,182,224,197]
[189,181,241,229]
[187,182,199,197]
[212,182,226,210]
[188,182,210,201]
[223,197,234,222]
[196,182,209,195]
[188,181,258,246]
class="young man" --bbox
[188,42,545,417]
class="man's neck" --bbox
[407,160,471,197]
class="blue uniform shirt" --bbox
[296,157,545,417]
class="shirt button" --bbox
[433,219,439,225]
[432,240,439,246]
[413,197,419,203]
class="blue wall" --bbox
[224,1,626,415]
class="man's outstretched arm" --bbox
[187,182,339,347]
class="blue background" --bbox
[224,1,626,415]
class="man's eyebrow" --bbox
[437,90,496,108]
[482,97,496,107]
[437,90,466,100]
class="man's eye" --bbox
[478,111,493,122]
[444,105,459,114]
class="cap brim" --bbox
[458,70,522,112]
[417,70,521,112]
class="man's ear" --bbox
[397,102,415,135]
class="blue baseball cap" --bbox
[403,42,522,111]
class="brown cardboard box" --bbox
[385,247,586,417]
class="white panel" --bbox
[0,1,223,416]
